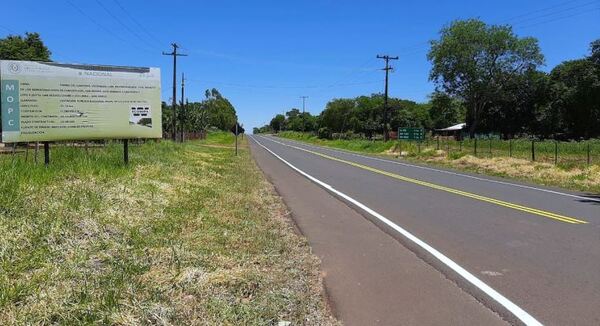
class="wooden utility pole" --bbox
[162,43,187,141]
[377,54,398,142]
[235,121,238,156]
[300,96,308,132]
[180,72,185,142]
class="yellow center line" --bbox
[289,143,587,225]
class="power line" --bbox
[382,1,600,59]
[501,0,595,23]
[0,24,16,34]
[94,0,160,52]
[65,0,155,55]
[112,0,165,46]
[517,6,600,29]
[185,78,381,90]
[509,0,600,26]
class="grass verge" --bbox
[0,132,338,325]
[276,131,600,194]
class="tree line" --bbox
[162,88,238,135]
[0,33,239,136]
[256,19,600,140]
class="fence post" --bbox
[554,141,558,165]
[489,137,492,156]
[418,141,421,154]
[474,138,478,156]
[531,140,535,162]
[437,136,440,150]
[509,139,512,157]
[447,140,450,157]
[587,142,591,165]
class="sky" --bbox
[1,0,599,130]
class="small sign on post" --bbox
[398,127,424,141]
[230,122,245,156]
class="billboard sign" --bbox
[0,60,161,143]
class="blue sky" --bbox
[1,0,599,129]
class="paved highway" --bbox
[249,134,600,326]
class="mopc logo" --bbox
[8,62,21,74]
[1,80,20,133]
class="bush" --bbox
[318,127,331,139]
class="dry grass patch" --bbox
[426,154,600,193]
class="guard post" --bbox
[44,142,50,166]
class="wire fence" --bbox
[398,137,600,168]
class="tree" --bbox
[428,19,544,137]
[204,88,237,131]
[320,98,355,133]
[185,101,209,132]
[549,58,600,139]
[285,108,303,131]
[161,101,172,135]
[0,32,51,61]
[484,70,550,138]
[428,92,465,129]
[590,39,600,65]
[353,95,384,138]
[390,99,432,131]
[270,114,285,132]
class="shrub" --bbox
[318,127,331,139]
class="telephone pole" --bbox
[162,43,187,141]
[300,96,308,132]
[377,54,398,141]
[180,72,185,142]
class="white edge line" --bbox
[250,135,543,326]
[272,136,600,203]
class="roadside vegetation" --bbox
[0,132,337,325]
[256,19,599,195]
[277,131,600,194]
[257,21,600,184]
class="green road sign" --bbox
[398,127,424,140]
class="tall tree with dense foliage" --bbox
[204,88,237,131]
[320,98,355,133]
[549,54,600,139]
[590,39,600,65]
[428,92,465,129]
[428,19,544,137]
[270,114,285,132]
[390,99,432,131]
[0,32,51,61]
[484,70,551,138]
[284,108,317,132]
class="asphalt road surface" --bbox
[248,134,600,326]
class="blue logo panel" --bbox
[1,80,20,132]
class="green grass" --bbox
[276,131,600,194]
[279,131,396,153]
[0,131,337,325]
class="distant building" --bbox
[435,123,466,140]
